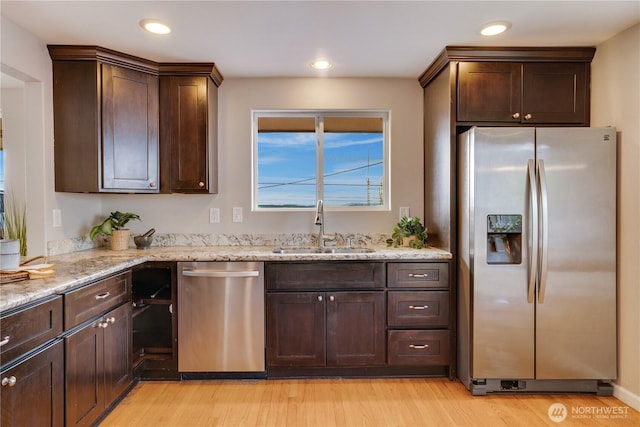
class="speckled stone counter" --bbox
[0,245,452,312]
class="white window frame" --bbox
[252,109,391,212]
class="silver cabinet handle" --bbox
[409,344,430,349]
[408,273,429,278]
[105,317,116,324]
[198,181,205,188]
[329,295,335,302]
[512,112,520,119]
[150,181,157,188]
[182,270,260,278]
[317,295,323,302]
[1,376,17,387]
[95,292,111,300]
[524,113,532,120]
[409,305,428,310]
[0,336,10,347]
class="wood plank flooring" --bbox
[100,378,639,427]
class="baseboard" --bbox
[613,383,640,412]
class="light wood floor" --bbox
[100,378,639,427]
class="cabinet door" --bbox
[161,76,217,193]
[326,292,385,366]
[266,293,325,367]
[103,303,133,406]
[65,320,105,427]
[102,63,159,192]
[0,341,64,427]
[521,62,589,124]
[457,62,521,122]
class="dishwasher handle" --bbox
[182,269,260,278]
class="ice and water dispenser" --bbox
[486,215,522,264]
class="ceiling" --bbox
[1,1,639,80]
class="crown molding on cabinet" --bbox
[418,46,596,88]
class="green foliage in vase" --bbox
[2,192,27,256]
[386,216,428,249]
[90,211,141,240]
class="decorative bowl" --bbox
[133,235,153,250]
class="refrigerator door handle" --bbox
[527,159,538,304]
[537,160,549,303]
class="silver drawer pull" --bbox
[0,336,10,347]
[408,273,429,278]
[409,305,428,310]
[1,376,17,387]
[95,292,111,300]
[409,344,430,349]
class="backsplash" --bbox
[47,233,391,256]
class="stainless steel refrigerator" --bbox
[457,127,617,395]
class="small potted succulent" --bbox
[387,216,428,249]
[90,211,141,251]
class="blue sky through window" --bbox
[257,130,383,208]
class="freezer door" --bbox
[466,127,536,379]
[535,127,617,380]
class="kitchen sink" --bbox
[272,247,375,254]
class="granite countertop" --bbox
[0,245,452,312]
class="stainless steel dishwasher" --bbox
[177,261,265,377]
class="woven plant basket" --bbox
[109,229,131,251]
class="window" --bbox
[253,110,389,210]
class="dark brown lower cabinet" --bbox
[65,302,132,427]
[0,340,64,427]
[267,291,385,368]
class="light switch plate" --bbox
[53,209,62,227]
[232,207,243,223]
[399,207,410,220]
[209,208,220,223]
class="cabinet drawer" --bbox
[0,296,63,366]
[64,271,132,330]
[387,330,449,366]
[266,262,384,290]
[388,291,449,328]
[387,263,448,289]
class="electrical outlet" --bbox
[232,207,243,223]
[399,207,410,220]
[209,208,220,223]
[53,209,62,227]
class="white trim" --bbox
[613,383,640,412]
[251,109,390,211]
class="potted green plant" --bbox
[90,211,141,251]
[387,216,428,249]
[1,192,27,256]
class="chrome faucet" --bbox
[314,199,335,248]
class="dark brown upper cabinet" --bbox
[419,46,595,254]
[49,46,160,193]
[48,46,223,194]
[457,61,590,124]
[159,65,222,194]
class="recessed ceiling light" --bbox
[140,19,171,35]
[480,21,511,36]
[311,59,332,70]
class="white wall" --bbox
[101,78,424,236]
[1,16,102,256]
[591,23,640,410]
